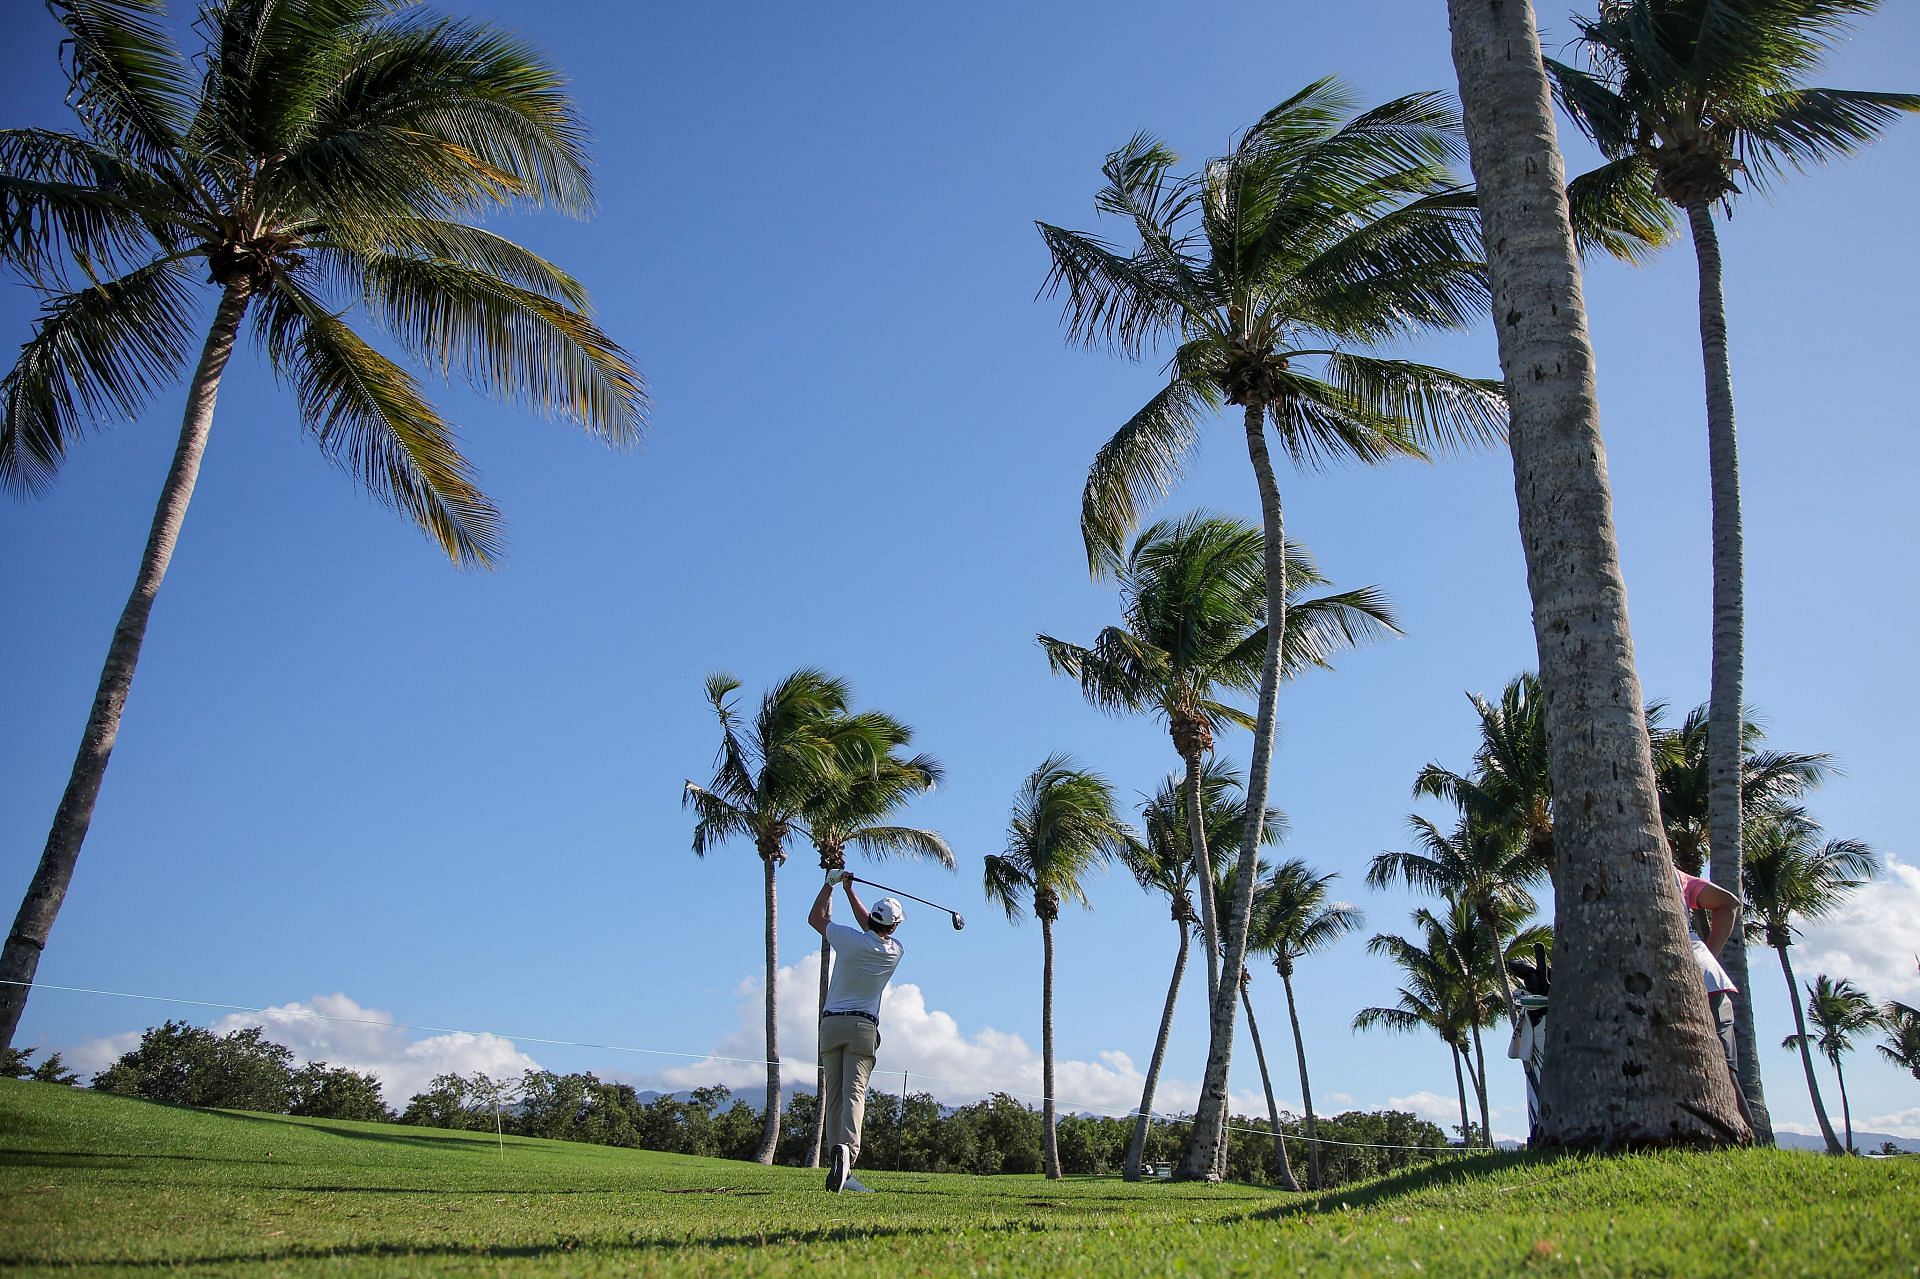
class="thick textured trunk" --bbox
[1278,967,1321,1189]
[1833,1056,1852,1153]
[1778,946,1842,1153]
[808,925,831,1166]
[0,287,249,1050]
[1041,914,1060,1179]
[1183,750,1222,1008]
[1242,979,1299,1190]
[1468,1013,1492,1148]
[1126,918,1189,1181]
[755,853,780,1164]
[1178,399,1285,1180]
[1445,0,1748,1147]
[1451,1043,1471,1146]
[1687,199,1771,1146]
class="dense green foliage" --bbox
[91,1020,391,1120]
[4,1080,1914,1277]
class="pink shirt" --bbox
[1675,871,1738,995]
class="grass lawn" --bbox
[2,1079,1913,1276]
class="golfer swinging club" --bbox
[809,869,905,1195]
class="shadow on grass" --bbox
[0,1224,944,1270]
[0,1148,280,1169]
[1237,1150,1553,1223]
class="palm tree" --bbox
[1744,808,1878,1154]
[0,0,646,1049]
[984,756,1131,1180]
[802,723,950,1166]
[1247,858,1364,1188]
[1784,974,1879,1152]
[1205,817,1294,1187]
[1443,0,1749,1146]
[1355,911,1486,1146]
[1547,0,1917,1154]
[1649,702,1831,1141]
[683,671,886,1163]
[1369,813,1546,1028]
[1039,80,1504,1178]
[1877,1001,1920,1081]
[1039,512,1396,1008]
[1413,675,1554,876]
[1114,762,1239,1182]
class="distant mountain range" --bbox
[1773,1128,1917,1154]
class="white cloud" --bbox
[1388,1090,1464,1127]
[653,953,1276,1120]
[1864,1108,1920,1140]
[1798,853,1920,1003]
[64,993,540,1107]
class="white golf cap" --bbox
[869,897,905,928]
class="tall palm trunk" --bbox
[1179,399,1286,1179]
[1776,944,1842,1154]
[1687,198,1771,1146]
[1277,964,1322,1189]
[1183,752,1222,1006]
[1444,0,1748,1147]
[755,851,780,1164]
[1467,1012,1492,1148]
[1040,913,1060,1179]
[1450,1042,1471,1146]
[1241,975,1300,1190]
[1831,1053,1852,1153]
[0,287,249,1050]
[1126,915,1189,1181]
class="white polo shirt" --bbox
[823,922,904,1021]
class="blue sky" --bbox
[3,1,1917,1144]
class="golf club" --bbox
[845,875,965,931]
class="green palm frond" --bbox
[0,129,194,281]
[255,278,502,566]
[682,780,753,857]
[1319,354,1508,457]
[1735,87,1920,186]
[846,825,954,867]
[1267,370,1425,471]
[342,219,590,306]
[1,256,199,495]
[48,0,193,169]
[1035,220,1196,360]
[1079,374,1218,575]
[1565,157,1679,264]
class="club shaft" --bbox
[850,878,958,917]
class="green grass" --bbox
[2,1080,1913,1276]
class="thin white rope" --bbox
[6,978,1491,1155]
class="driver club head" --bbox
[951,913,966,932]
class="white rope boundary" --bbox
[4,979,1495,1157]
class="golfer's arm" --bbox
[808,883,832,937]
[1696,880,1738,956]
[842,880,872,933]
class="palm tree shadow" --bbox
[1237,1151,1547,1222]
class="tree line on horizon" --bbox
[3,0,1916,1187]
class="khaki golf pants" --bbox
[819,1015,880,1166]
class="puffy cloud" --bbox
[1864,1108,1920,1140]
[1387,1090,1463,1127]
[653,953,1273,1118]
[65,993,539,1107]
[1797,853,1920,1003]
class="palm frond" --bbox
[1080,375,1217,576]
[683,781,753,857]
[1565,157,1678,264]
[1735,87,1920,191]
[1320,353,1508,457]
[847,825,955,867]
[1035,221,1194,360]
[1,256,198,495]
[255,277,501,566]
[49,0,192,169]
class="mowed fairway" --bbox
[2,1081,1913,1277]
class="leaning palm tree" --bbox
[984,756,1130,1180]
[1785,974,1879,1152]
[1115,761,1240,1182]
[1355,912,1485,1146]
[1413,675,1555,877]
[1877,1001,1920,1082]
[1649,701,1831,1140]
[1206,821,1294,1188]
[1247,858,1364,1188]
[1443,0,1750,1147]
[1039,80,1504,1177]
[0,0,647,1049]
[1039,511,1396,1008]
[683,671,885,1163]
[802,724,950,1165]
[1743,807,1879,1155]
[1548,0,1917,1151]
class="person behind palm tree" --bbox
[808,872,907,1194]
[1674,865,1751,1129]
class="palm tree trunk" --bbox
[1444,0,1748,1148]
[1450,1043,1471,1146]
[0,286,249,1050]
[1778,945,1842,1154]
[1686,198,1771,1147]
[1832,1054,1852,1153]
[1467,1014,1492,1148]
[755,853,780,1164]
[1278,966,1322,1189]
[1179,399,1285,1180]
[808,926,830,1167]
[1126,918,1189,1181]
[1241,978,1300,1190]
[1041,914,1060,1180]
[1184,751,1221,1008]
